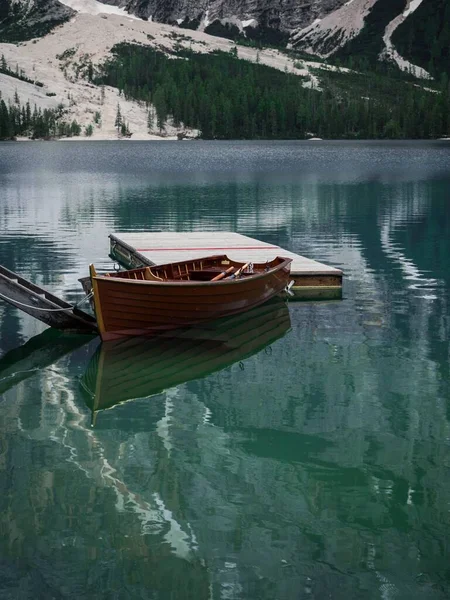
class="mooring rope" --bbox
[0,291,93,313]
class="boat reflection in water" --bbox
[0,328,95,396]
[81,298,291,424]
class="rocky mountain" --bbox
[291,0,450,77]
[1,0,448,79]
[0,0,74,42]
[0,0,448,141]
[95,0,449,77]
[98,0,349,42]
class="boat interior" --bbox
[99,255,287,283]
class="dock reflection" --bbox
[80,298,291,423]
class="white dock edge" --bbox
[109,232,343,299]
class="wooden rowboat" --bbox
[80,298,291,421]
[89,255,292,341]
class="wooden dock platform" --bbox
[109,232,343,299]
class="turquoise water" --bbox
[0,140,449,599]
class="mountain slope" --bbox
[0,0,448,140]
[0,0,75,42]
[94,0,447,79]
[291,0,435,78]
[290,0,378,57]
[332,0,407,63]
[2,0,447,80]
[392,0,450,76]
[0,9,325,140]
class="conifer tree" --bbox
[147,106,155,131]
[152,88,167,132]
[114,103,122,132]
[0,100,13,139]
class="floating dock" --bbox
[109,232,343,299]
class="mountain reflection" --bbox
[80,299,291,423]
[1,141,450,599]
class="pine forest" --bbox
[1,42,449,140]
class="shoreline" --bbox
[11,134,182,142]
[4,136,450,143]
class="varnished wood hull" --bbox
[91,257,291,340]
[81,298,291,416]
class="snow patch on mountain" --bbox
[381,0,430,79]
[58,0,141,19]
[290,0,377,57]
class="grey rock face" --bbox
[99,0,348,32]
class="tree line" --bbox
[95,43,450,140]
[0,54,83,140]
[1,54,44,86]
[0,95,81,140]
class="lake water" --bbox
[0,140,449,599]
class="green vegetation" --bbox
[0,54,43,87]
[178,15,201,31]
[176,13,289,47]
[201,19,289,48]
[56,48,77,61]
[283,48,326,64]
[0,0,72,43]
[0,96,81,140]
[114,103,122,133]
[94,43,449,139]
[334,0,407,65]
[393,0,450,77]
[315,68,448,138]
[59,51,95,82]
[114,103,131,137]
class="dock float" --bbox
[109,232,343,299]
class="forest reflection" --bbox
[0,141,449,598]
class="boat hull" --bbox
[92,259,291,341]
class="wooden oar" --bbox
[229,262,251,280]
[211,266,235,282]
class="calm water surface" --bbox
[0,140,449,599]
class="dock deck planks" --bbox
[109,232,343,299]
